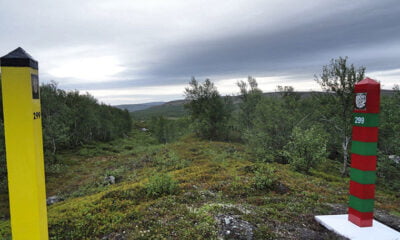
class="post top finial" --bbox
[0,47,38,69]
[357,77,380,85]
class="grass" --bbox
[0,130,398,239]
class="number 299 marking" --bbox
[33,112,41,120]
[354,116,364,124]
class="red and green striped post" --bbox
[348,77,380,227]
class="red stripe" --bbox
[352,126,378,142]
[348,207,373,227]
[349,180,375,199]
[350,154,377,171]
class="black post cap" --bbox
[0,47,38,69]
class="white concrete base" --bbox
[315,214,400,240]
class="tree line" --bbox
[39,82,132,156]
[173,57,399,191]
[0,80,132,187]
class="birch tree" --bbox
[315,57,365,176]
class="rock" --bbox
[212,203,252,215]
[388,155,400,164]
[216,214,254,240]
[296,227,326,240]
[104,175,116,185]
[46,195,63,206]
[325,203,347,214]
[375,210,400,231]
[101,232,125,240]
[200,190,217,200]
[275,182,290,194]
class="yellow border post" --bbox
[1,47,49,240]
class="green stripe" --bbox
[351,141,377,155]
[353,113,379,127]
[349,195,374,212]
[350,168,376,184]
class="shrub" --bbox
[154,151,188,170]
[284,126,328,174]
[377,153,400,192]
[145,173,178,197]
[45,163,66,175]
[253,165,277,190]
[244,95,301,162]
[184,78,233,140]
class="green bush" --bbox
[45,163,66,175]
[145,173,178,198]
[284,126,328,174]
[154,151,188,170]
[377,153,400,192]
[244,92,302,162]
[253,165,277,190]
[184,78,233,140]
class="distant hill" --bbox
[381,89,398,96]
[132,100,188,119]
[129,89,397,119]
[114,102,165,112]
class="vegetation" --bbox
[0,129,397,239]
[380,85,400,156]
[243,86,303,162]
[314,57,366,175]
[237,76,263,132]
[41,81,132,152]
[252,165,277,190]
[0,57,399,239]
[145,173,178,197]
[148,116,190,144]
[0,81,132,187]
[132,102,187,120]
[284,126,328,173]
[184,77,233,140]
[378,86,400,191]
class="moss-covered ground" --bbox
[0,129,398,239]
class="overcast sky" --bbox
[1,0,399,105]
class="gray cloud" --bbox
[143,1,400,79]
[1,0,399,103]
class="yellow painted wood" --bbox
[1,66,49,240]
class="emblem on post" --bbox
[31,74,40,99]
[355,93,367,110]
